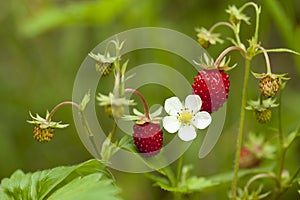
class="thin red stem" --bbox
[125,88,150,120]
[214,46,246,68]
[47,101,80,122]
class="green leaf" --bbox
[47,174,121,200]
[156,177,217,193]
[145,173,169,186]
[80,91,90,111]
[285,126,300,148]
[0,159,120,200]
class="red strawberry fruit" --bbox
[239,147,261,169]
[192,69,230,113]
[133,122,163,156]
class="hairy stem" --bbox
[231,58,251,199]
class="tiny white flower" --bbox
[162,95,212,141]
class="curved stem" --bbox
[47,101,80,122]
[231,58,251,199]
[46,100,100,158]
[233,23,242,47]
[257,46,272,74]
[245,173,279,191]
[209,21,235,32]
[214,46,246,67]
[125,88,150,120]
[239,2,260,44]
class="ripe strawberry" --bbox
[192,69,230,113]
[133,122,163,156]
[239,147,261,169]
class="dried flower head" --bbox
[195,27,223,48]
[226,5,250,25]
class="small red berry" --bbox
[192,69,230,113]
[133,122,163,156]
[239,147,261,169]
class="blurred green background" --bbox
[0,0,299,199]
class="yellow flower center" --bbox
[178,110,193,124]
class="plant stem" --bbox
[47,101,80,122]
[176,154,183,184]
[208,21,234,32]
[233,23,242,48]
[258,46,272,74]
[245,173,279,191]
[277,89,285,190]
[125,88,151,120]
[108,122,117,140]
[46,100,101,158]
[239,2,260,45]
[214,46,246,67]
[231,58,251,199]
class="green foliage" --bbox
[149,163,274,194]
[0,159,122,200]
[19,0,132,37]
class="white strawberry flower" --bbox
[162,95,212,141]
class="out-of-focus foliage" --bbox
[0,0,299,199]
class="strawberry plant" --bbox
[1,2,299,200]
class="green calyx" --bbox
[246,98,278,123]
[27,111,69,129]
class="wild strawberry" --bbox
[27,112,69,143]
[192,69,230,113]
[133,122,163,156]
[239,147,260,169]
[259,75,280,98]
[33,125,55,143]
[254,108,271,124]
[252,72,289,98]
[246,98,278,124]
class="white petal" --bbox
[163,116,181,133]
[178,125,197,141]
[164,97,183,116]
[185,95,202,113]
[192,111,212,129]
